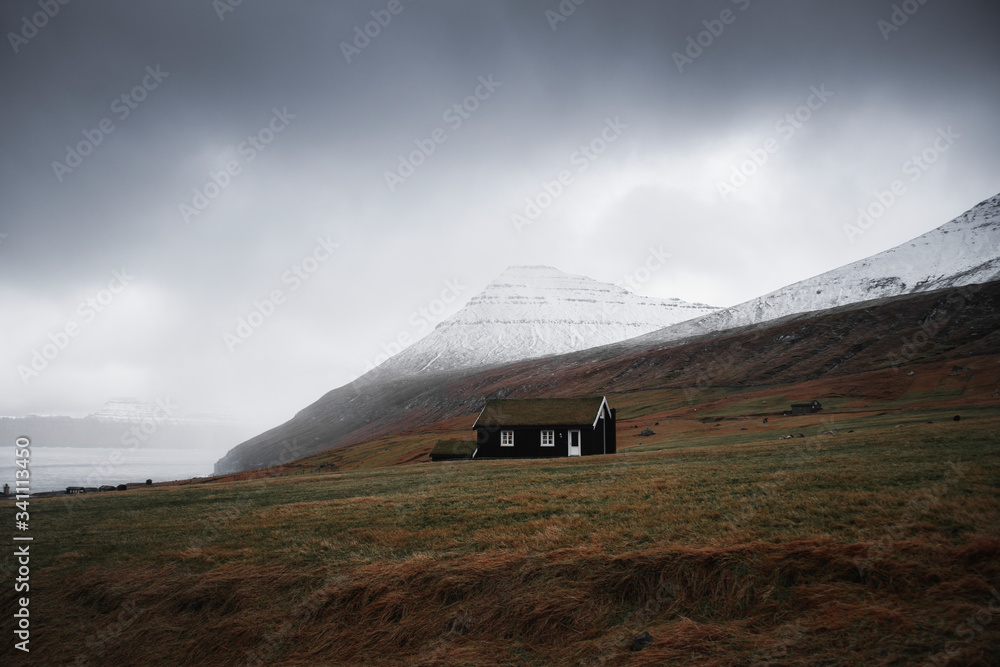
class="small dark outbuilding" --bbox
[429,440,478,462]
[472,396,616,459]
[790,400,823,416]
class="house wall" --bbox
[475,418,615,458]
[476,426,571,458]
[609,413,617,453]
[593,405,617,455]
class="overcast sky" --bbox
[2,0,998,432]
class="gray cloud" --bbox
[2,0,998,430]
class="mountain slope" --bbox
[378,265,719,374]
[215,193,1000,473]
[214,278,1000,473]
[637,193,1000,345]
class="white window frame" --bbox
[500,430,514,447]
[540,430,555,447]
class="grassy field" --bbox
[4,397,999,665]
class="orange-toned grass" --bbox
[6,371,1000,665]
[11,539,1000,665]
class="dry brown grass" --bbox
[4,381,1000,665]
[16,538,1000,665]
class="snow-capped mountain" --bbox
[87,398,236,425]
[639,193,1000,344]
[216,192,1000,474]
[377,265,720,374]
[2,398,251,449]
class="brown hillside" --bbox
[218,281,1000,473]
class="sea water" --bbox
[0,446,228,494]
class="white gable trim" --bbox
[591,396,610,429]
[471,403,489,430]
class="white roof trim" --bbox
[471,403,489,430]
[591,396,610,429]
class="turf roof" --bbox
[429,440,478,457]
[472,397,608,428]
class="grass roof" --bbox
[473,397,607,429]
[429,440,478,458]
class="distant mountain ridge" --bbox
[214,279,1000,474]
[637,193,1000,345]
[86,397,237,425]
[377,265,720,374]
[3,398,248,449]
[214,192,1000,474]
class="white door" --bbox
[568,430,581,457]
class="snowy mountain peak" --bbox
[376,265,720,374]
[947,192,1000,232]
[494,264,569,279]
[86,398,235,425]
[843,192,1000,285]
[476,264,624,300]
[87,398,163,422]
[640,191,1000,344]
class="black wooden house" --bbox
[472,397,616,459]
